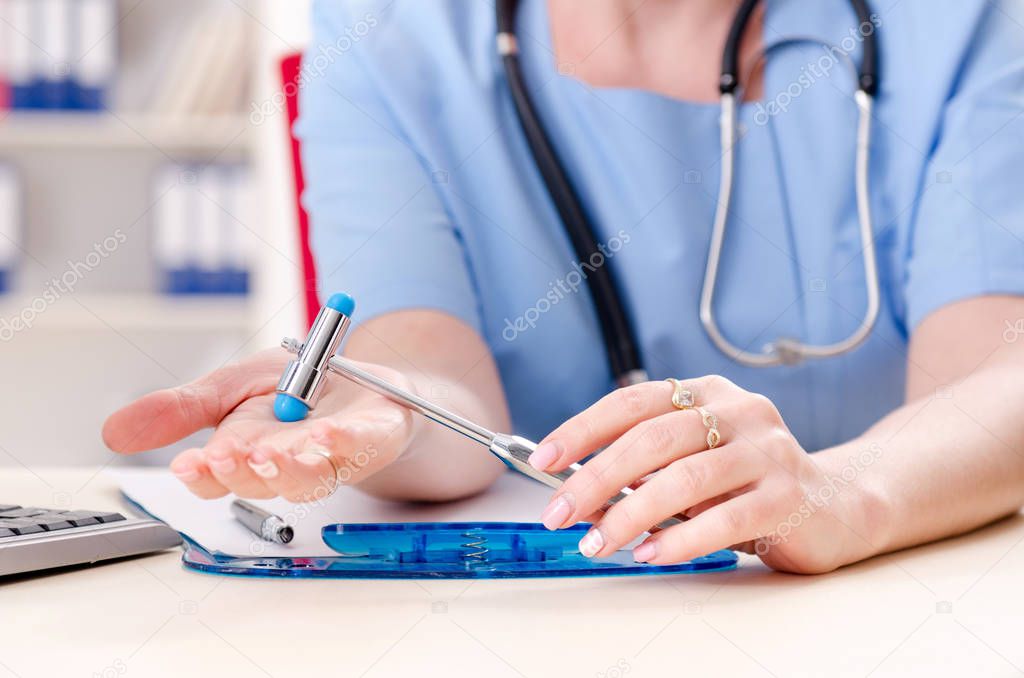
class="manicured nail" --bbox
[247,451,279,479]
[171,466,201,483]
[633,540,658,563]
[541,493,574,530]
[579,529,605,558]
[295,451,327,468]
[528,441,561,471]
[207,454,236,474]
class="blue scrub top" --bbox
[296,0,1024,451]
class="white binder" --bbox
[0,164,22,277]
[73,0,117,97]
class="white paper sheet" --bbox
[109,468,554,558]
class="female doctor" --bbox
[105,0,1024,574]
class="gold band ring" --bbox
[665,378,721,449]
[308,448,342,496]
[695,406,722,449]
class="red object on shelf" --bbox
[281,52,320,330]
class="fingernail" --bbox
[633,540,658,563]
[247,452,279,479]
[171,466,201,483]
[541,493,574,530]
[528,441,561,471]
[579,528,605,558]
[207,455,236,474]
[295,451,327,468]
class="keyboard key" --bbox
[0,519,45,535]
[57,511,101,527]
[0,507,126,535]
[32,515,74,531]
[0,507,45,518]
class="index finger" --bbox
[530,376,733,472]
[103,349,284,454]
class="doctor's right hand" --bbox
[102,348,419,502]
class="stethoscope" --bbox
[496,0,881,382]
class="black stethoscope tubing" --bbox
[497,0,646,386]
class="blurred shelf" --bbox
[0,112,252,156]
[0,293,253,332]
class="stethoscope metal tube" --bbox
[698,89,880,366]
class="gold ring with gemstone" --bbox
[665,378,694,410]
[666,379,721,449]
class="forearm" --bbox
[343,310,507,501]
[815,358,1024,565]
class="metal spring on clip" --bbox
[461,530,489,563]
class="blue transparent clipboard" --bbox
[178,522,737,579]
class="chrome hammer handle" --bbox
[488,434,684,531]
[282,339,683,531]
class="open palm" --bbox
[103,349,417,501]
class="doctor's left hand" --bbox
[528,377,872,574]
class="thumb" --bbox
[103,350,284,453]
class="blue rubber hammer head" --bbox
[274,293,356,422]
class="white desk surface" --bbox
[0,468,1021,678]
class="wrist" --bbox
[814,443,896,565]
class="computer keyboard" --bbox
[0,504,182,577]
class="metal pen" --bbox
[230,499,294,544]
